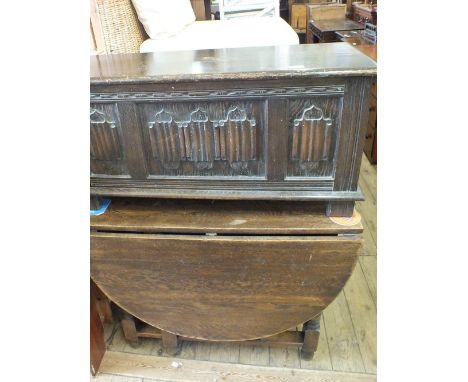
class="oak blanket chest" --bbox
[90,43,377,216]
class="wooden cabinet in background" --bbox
[352,2,377,25]
[290,3,307,32]
[307,18,364,43]
[306,3,346,22]
[289,0,338,32]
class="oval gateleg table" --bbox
[91,198,363,357]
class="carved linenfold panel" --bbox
[147,109,181,170]
[90,107,122,161]
[140,101,264,177]
[216,107,257,170]
[90,103,128,176]
[288,98,343,178]
[291,105,333,164]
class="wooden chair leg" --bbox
[161,330,181,356]
[121,312,139,347]
[301,315,321,360]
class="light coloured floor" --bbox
[93,155,377,382]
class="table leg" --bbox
[301,314,321,360]
[162,330,181,356]
[90,280,106,375]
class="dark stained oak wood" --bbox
[352,44,377,164]
[90,197,363,360]
[307,19,365,44]
[129,322,306,347]
[91,279,114,324]
[138,323,162,339]
[91,188,365,203]
[91,232,361,341]
[309,19,365,33]
[121,317,307,344]
[112,318,311,357]
[90,198,363,235]
[161,331,181,356]
[91,43,376,84]
[90,280,106,375]
[90,43,376,216]
[121,312,139,346]
[90,199,362,344]
[301,315,321,360]
[352,2,377,26]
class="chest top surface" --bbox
[90,43,376,85]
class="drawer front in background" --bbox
[91,232,361,341]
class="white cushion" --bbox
[132,0,196,40]
[140,17,299,53]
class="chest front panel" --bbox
[90,77,370,200]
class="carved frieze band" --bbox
[291,105,333,169]
[148,106,257,170]
[90,85,344,101]
[90,107,122,161]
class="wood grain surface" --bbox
[90,198,363,235]
[90,43,376,85]
[92,155,376,380]
[91,280,106,375]
[91,44,375,215]
[310,19,365,33]
[97,351,377,382]
[91,233,361,341]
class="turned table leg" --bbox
[91,280,113,324]
[96,295,113,324]
[161,330,181,356]
[121,312,140,348]
[301,314,321,360]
